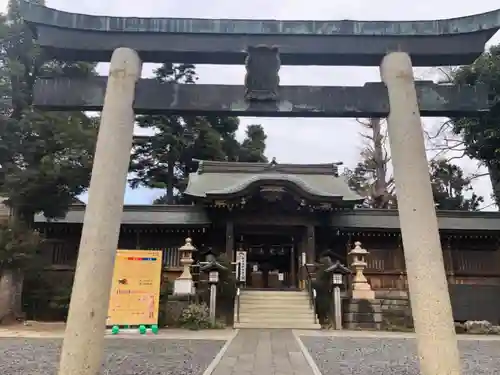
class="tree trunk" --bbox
[0,208,35,324]
[487,162,500,209]
[166,159,175,205]
[371,118,390,208]
[0,268,25,324]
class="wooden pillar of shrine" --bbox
[443,237,455,285]
[290,244,296,287]
[225,221,234,261]
[306,225,315,263]
[134,230,141,250]
[394,235,406,290]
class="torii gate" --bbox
[21,2,500,375]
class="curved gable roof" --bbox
[184,161,362,203]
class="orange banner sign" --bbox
[106,249,163,326]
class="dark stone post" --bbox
[443,237,455,284]
[306,225,315,264]
[134,230,141,249]
[225,221,234,262]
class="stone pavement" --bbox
[208,329,318,375]
[298,331,500,375]
[0,337,225,375]
[295,328,500,341]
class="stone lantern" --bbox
[348,241,375,300]
[200,251,227,325]
[324,260,351,330]
[174,237,197,295]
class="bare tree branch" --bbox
[477,202,497,211]
[468,172,490,180]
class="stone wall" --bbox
[343,299,382,330]
[0,197,11,222]
[376,291,413,330]
[343,290,413,331]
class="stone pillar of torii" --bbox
[381,52,460,375]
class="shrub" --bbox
[455,322,466,334]
[22,271,74,321]
[0,222,43,270]
[178,303,211,330]
[157,277,174,327]
[464,320,500,335]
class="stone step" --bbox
[240,297,309,305]
[237,304,313,312]
[235,290,317,329]
[239,295,310,302]
[241,291,309,297]
[236,306,315,314]
[241,293,309,298]
[242,290,307,294]
[238,305,312,312]
[240,315,314,323]
[236,306,315,312]
[238,311,314,319]
[234,322,321,329]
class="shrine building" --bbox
[34,159,500,292]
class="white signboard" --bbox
[236,251,247,282]
[278,273,284,281]
[209,271,219,283]
[301,252,307,266]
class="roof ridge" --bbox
[196,160,341,175]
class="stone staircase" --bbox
[233,289,321,329]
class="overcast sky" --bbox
[3,0,500,208]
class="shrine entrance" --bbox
[236,229,300,290]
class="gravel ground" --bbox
[301,336,500,375]
[0,338,224,375]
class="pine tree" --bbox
[430,159,483,211]
[130,64,268,204]
[0,0,97,322]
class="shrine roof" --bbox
[32,204,500,232]
[34,204,210,225]
[184,160,363,203]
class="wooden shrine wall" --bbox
[448,237,500,285]
[38,226,214,272]
[357,234,500,290]
[38,226,500,290]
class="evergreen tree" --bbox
[0,0,97,222]
[446,44,500,207]
[130,64,268,204]
[0,0,97,321]
[430,159,483,211]
[238,124,268,163]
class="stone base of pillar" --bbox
[344,299,382,330]
[173,278,194,295]
[351,284,375,300]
